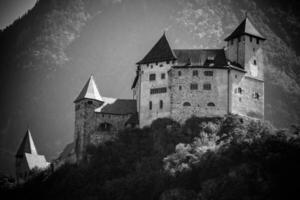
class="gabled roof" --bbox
[24,153,49,170]
[137,33,177,64]
[74,75,103,103]
[224,17,265,41]
[95,99,137,115]
[16,129,38,157]
[173,49,228,67]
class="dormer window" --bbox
[207,56,214,61]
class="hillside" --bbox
[0,0,300,175]
[1,115,300,200]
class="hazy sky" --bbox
[0,0,36,29]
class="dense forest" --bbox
[1,115,300,200]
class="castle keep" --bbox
[74,17,265,162]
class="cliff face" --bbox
[0,0,299,175]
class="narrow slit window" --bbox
[159,100,163,109]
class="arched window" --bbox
[160,100,163,109]
[183,102,191,106]
[98,123,112,131]
[207,102,215,107]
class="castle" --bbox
[73,16,266,162]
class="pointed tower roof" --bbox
[224,17,265,41]
[16,129,38,157]
[74,75,103,103]
[137,33,177,64]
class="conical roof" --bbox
[137,33,177,64]
[16,129,38,157]
[224,17,265,41]
[74,75,103,103]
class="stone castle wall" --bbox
[138,61,174,127]
[169,67,229,123]
[231,73,264,119]
[74,99,102,161]
[90,113,131,145]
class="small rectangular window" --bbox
[238,37,241,42]
[190,83,198,90]
[159,64,163,67]
[204,71,213,76]
[256,38,259,45]
[179,86,182,90]
[253,60,257,65]
[166,61,170,64]
[149,74,156,81]
[178,71,182,76]
[250,36,253,42]
[160,100,163,109]
[161,73,165,79]
[203,83,211,90]
[149,101,152,110]
[193,70,198,76]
